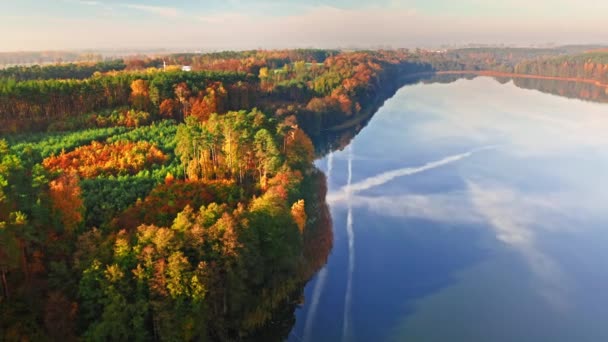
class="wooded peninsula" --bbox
[1,47,607,341]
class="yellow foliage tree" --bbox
[291,200,306,233]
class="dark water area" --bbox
[288,76,608,341]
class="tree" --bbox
[44,291,78,340]
[129,79,152,111]
[48,173,84,233]
[159,98,178,119]
[259,67,269,80]
[291,200,306,233]
[254,129,281,188]
[285,128,314,170]
[175,82,191,121]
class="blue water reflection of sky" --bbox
[291,77,608,342]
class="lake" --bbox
[289,76,608,341]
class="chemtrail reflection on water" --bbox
[328,146,495,204]
[327,151,334,189]
[342,145,355,342]
[326,145,575,311]
[303,268,328,342]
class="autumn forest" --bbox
[2,46,608,341]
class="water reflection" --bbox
[311,75,436,158]
[327,147,493,203]
[467,181,571,311]
[291,76,608,341]
[314,74,608,161]
[326,151,573,311]
[410,81,608,156]
[511,77,608,103]
[301,153,334,342]
[252,169,333,341]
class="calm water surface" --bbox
[289,77,608,341]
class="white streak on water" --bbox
[327,151,334,190]
[342,145,355,341]
[303,267,328,342]
[328,146,496,204]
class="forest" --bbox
[0,48,413,341]
[2,46,607,341]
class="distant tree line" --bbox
[514,52,608,83]
[0,60,127,81]
[0,51,103,66]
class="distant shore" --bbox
[435,70,608,89]
[326,69,608,133]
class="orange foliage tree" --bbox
[43,141,167,178]
[48,173,84,233]
[159,99,179,119]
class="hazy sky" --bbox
[1,0,607,51]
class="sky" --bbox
[1,0,607,51]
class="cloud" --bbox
[467,181,572,310]
[5,1,608,50]
[78,0,100,5]
[120,4,180,17]
[189,5,427,49]
[67,0,104,9]
[68,0,114,13]
[198,12,249,24]
[333,193,482,224]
